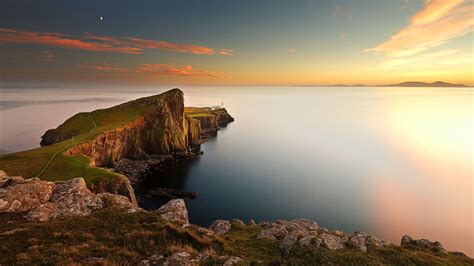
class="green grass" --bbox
[0,90,223,185]
[0,210,471,265]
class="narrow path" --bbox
[36,113,97,178]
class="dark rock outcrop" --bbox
[401,235,448,254]
[149,187,197,199]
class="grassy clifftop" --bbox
[0,89,229,186]
[0,208,471,265]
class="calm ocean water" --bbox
[0,86,472,256]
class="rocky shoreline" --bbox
[1,171,472,264]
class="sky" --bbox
[0,0,472,86]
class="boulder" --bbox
[222,256,243,265]
[348,231,368,252]
[210,219,232,235]
[157,199,189,224]
[140,252,205,266]
[401,235,447,254]
[0,171,136,221]
[97,192,135,209]
[259,219,320,252]
[318,232,345,250]
[0,177,55,212]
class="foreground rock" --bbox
[157,199,189,224]
[0,171,138,221]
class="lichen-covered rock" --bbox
[258,219,320,252]
[318,232,345,250]
[89,174,138,207]
[348,231,369,252]
[97,192,135,209]
[401,235,447,254]
[140,252,205,266]
[222,256,243,265]
[46,178,104,218]
[0,171,136,221]
[258,224,288,241]
[157,199,189,224]
[0,177,55,212]
[210,219,232,235]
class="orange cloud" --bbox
[79,62,128,72]
[137,64,228,78]
[411,0,463,24]
[0,28,233,55]
[365,1,473,57]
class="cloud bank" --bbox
[0,28,232,55]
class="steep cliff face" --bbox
[58,89,233,168]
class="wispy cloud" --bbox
[39,51,55,61]
[79,62,128,72]
[218,49,235,56]
[137,64,228,78]
[365,1,473,57]
[0,28,233,55]
[1,49,55,62]
[288,48,296,53]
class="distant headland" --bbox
[298,81,472,87]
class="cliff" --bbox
[41,89,233,168]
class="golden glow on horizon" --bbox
[367,91,473,256]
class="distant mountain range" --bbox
[299,81,472,87]
[381,81,471,87]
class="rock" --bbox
[401,235,413,246]
[89,174,138,207]
[232,219,245,226]
[223,256,243,265]
[400,235,447,254]
[97,192,135,209]
[45,178,104,219]
[157,199,189,224]
[450,251,468,258]
[318,233,345,250]
[0,177,55,212]
[149,187,197,200]
[210,219,232,235]
[140,252,204,266]
[348,231,368,252]
[139,254,164,266]
[299,236,317,247]
[258,219,320,252]
[0,171,135,221]
[259,225,288,241]
[366,235,391,248]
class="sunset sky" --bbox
[0,0,472,86]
